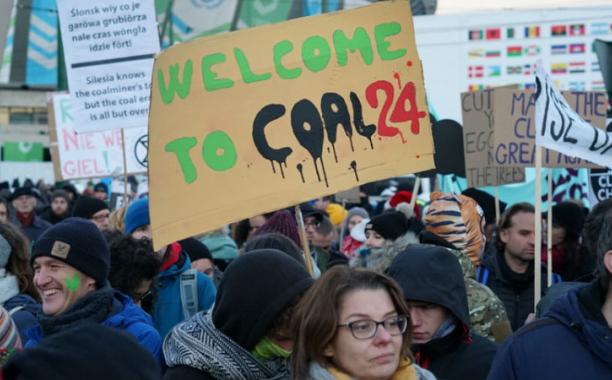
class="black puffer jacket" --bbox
[480,249,550,331]
[388,245,497,380]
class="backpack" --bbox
[179,268,199,319]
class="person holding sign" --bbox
[291,266,436,380]
[487,209,612,380]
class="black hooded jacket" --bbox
[388,245,497,380]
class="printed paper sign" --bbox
[56,0,159,132]
[148,0,435,250]
[461,89,525,187]
[535,65,612,168]
[49,93,147,180]
[589,168,612,206]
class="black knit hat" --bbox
[212,249,313,351]
[179,238,213,262]
[9,186,38,201]
[31,218,110,285]
[550,201,586,239]
[72,196,108,219]
[366,210,410,241]
[462,188,507,226]
[2,323,160,380]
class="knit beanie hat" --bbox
[93,182,108,194]
[0,233,11,269]
[253,210,301,248]
[425,192,484,266]
[179,238,213,262]
[72,196,108,219]
[326,203,348,226]
[31,218,110,285]
[366,211,410,241]
[213,249,313,351]
[551,201,585,239]
[124,198,150,234]
[50,189,70,203]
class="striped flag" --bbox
[523,83,537,91]
[524,26,540,38]
[468,48,485,58]
[592,80,605,91]
[523,64,533,76]
[507,46,522,57]
[590,22,609,35]
[551,44,567,55]
[592,61,600,72]
[551,63,568,74]
[551,25,567,36]
[468,65,484,78]
[469,29,483,40]
[569,43,586,54]
[485,50,501,58]
[569,24,585,36]
[569,61,586,74]
[468,84,485,92]
[507,65,522,75]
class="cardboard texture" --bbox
[493,88,606,168]
[148,0,434,250]
[461,90,525,187]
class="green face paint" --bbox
[65,273,81,292]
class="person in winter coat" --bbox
[486,208,612,380]
[163,249,314,380]
[350,204,421,273]
[3,323,161,380]
[388,245,497,380]
[340,207,369,258]
[9,186,51,243]
[292,266,436,380]
[124,198,217,337]
[421,192,511,342]
[0,223,41,342]
[39,190,71,225]
[26,218,163,364]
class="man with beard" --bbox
[40,190,71,225]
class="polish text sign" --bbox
[148,0,435,250]
[535,66,612,168]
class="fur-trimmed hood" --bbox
[350,231,419,273]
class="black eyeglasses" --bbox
[337,315,408,340]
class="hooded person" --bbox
[421,192,511,342]
[388,245,497,380]
[3,323,161,380]
[26,218,163,364]
[124,198,217,337]
[163,249,314,380]
[339,207,369,258]
[180,237,223,287]
[350,203,420,273]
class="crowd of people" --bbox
[0,178,610,379]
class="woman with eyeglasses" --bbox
[292,266,436,380]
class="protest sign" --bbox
[49,93,147,180]
[56,0,159,133]
[535,65,612,168]
[589,169,612,206]
[493,86,606,168]
[148,0,435,249]
[461,89,525,187]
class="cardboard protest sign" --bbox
[462,90,525,188]
[49,93,147,180]
[148,0,434,250]
[493,86,606,168]
[588,168,612,206]
[56,0,159,132]
[535,65,612,168]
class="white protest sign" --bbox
[50,93,148,179]
[535,65,612,168]
[56,0,159,133]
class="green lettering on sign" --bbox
[375,22,406,61]
[302,35,331,73]
[234,48,272,83]
[157,60,193,105]
[201,53,234,92]
[202,131,237,172]
[333,27,373,66]
[165,137,198,184]
[273,40,302,80]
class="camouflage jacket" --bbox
[349,231,419,273]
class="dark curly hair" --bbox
[108,233,161,312]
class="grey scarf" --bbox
[164,312,290,380]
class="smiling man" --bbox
[25,218,162,364]
[388,245,497,380]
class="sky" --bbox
[437,0,612,14]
